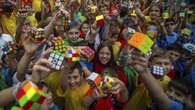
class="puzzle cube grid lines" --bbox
[181,28,192,36]
[128,32,154,54]
[102,76,114,89]
[80,47,95,62]
[15,81,46,110]
[52,37,66,53]
[152,66,164,76]
[48,51,64,70]
[96,15,104,26]
[65,47,80,62]
[163,10,170,19]
[87,72,102,87]
[33,29,47,43]
[28,28,47,43]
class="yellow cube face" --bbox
[23,82,33,92]
[26,87,37,99]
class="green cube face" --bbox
[30,93,41,102]
[29,103,40,110]
[18,95,28,107]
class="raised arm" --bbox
[131,51,172,110]
[16,36,39,81]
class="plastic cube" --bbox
[48,51,64,70]
[15,81,46,109]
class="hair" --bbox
[80,21,90,30]
[149,48,170,62]
[63,62,83,75]
[166,43,183,53]
[96,41,115,67]
[65,22,81,32]
[35,11,42,22]
[168,79,192,95]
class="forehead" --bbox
[68,68,80,76]
[167,50,180,55]
[150,6,160,11]
[68,28,80,32]
[153,57,170,63]
[99,47,111,53]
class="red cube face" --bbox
[16,88,26,100]
[97,20,104,26]
[38,96,46,104]
[23,101,33,110]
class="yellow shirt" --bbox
[56,81,90,110]
[124,75,170,110]
[32,0,41,12]
[33,0,55,12]
[0,12,16,37]
[44,71,90,110]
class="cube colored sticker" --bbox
[65,47,80,62]
[96,15,104,26]
[48,51,64,70]
[151,66,164,76]
[128,32,154,54]
[181,28,192,36]
[163,11,170,19]
[52,37,67,53]
[80,47,95,62]
[87,72,102,87]
[15,81,46,109]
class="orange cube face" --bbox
[23,82,33,92]
[128,32,145,48]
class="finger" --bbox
[40,48,53,59]
[133,60,148,67]
[36,58,52,67]
[33,65,51,73]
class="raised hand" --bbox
[31,48,53,83]
[22,36,40,55]
[131,50,149,73]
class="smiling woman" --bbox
[93,41,128,86]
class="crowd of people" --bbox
[0,0,195,110]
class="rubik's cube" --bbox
[15,81,46,110]
[87,73,114,96]
[80,47,95,62]
[61,16,70,26]
[96,15,104,26]
[90,5,97,13]
[163,10,170,19]
[128,32,154,54]
[48,51,64,70]
[11,106,23,110]
[33,28,47,43]
[16,0,33,17]
[28,28,47,43]
[87,72,102,87]
[17,0,32,9]
[100,76,114,90]
[65,47,80,62]
[1,43,17,56]
[52,37,66,53]
[151,66,164,76]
